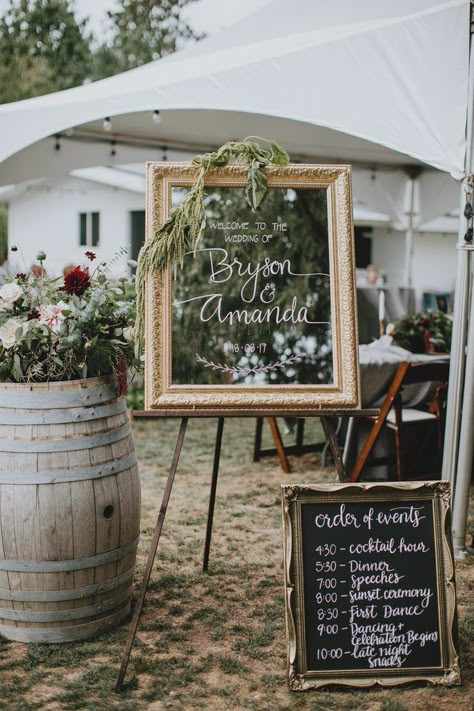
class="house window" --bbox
[79,212,100,246]
[354,225,373,268]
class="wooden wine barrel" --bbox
[0,377,140,643]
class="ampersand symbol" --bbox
[260,283,275,303]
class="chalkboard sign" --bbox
[144,163,359,412]
[281,482,459,689]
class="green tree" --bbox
[92,0,203,79]
[0,0,93,103]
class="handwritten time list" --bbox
[300,500,442,672]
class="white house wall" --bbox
[371,227,457,309]
[7,176,144,277]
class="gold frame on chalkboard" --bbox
[281,481,460,690]
[144,163,359,412]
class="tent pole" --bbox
[443,4,474,556]
[441,209,471,493]
[403,173,417,290]
[451,256,474,558]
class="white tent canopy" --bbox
[0,0,469,186]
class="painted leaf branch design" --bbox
[195,352,302,376]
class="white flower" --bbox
[123,326,135,342]
[0,318,23,349]
[386,323,395,336]
[38,300,70,333]
[0,282,23,305]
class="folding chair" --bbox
[253,417,336,474]
[350,360,449,482]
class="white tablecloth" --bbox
[359,337,446,408]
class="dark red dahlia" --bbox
[15,273,27,281]
[27,308,40,320]
[85,251,96,261]
[62,266,91,296]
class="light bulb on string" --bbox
[153,110,161,125]
[162,146,168,162]
[111,139,117,158]
[103,117,112,132]
[54,135,61,151]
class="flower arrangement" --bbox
[0,248,138,391]
[386,311,452,354]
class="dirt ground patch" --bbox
[0,417,473,711]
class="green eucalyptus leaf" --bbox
[268,140,290,165]
[12,353,22,381]
[245,160,268,211]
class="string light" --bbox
[162,146,168,161]
[111,139,117,158]
[153,110,161,125]
[103,117,112,132]
[54,135,61,151]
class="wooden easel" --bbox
[115,409,375,691]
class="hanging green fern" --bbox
[135,137,290,356]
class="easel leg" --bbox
[267,417,291,473]
[253,417,263,462]
[115,416,188,692]
[202,417,225,572]
[321,416,347,482]
[296,418,305,455]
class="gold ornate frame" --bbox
[281,482,460,690]
[145,163,360,412]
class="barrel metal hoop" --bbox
[0,452,137,485]
[0,398,126,426]
[0,422,131,453]
[0,587,131,622]
[0,603,130,643]
[0,565,135,602]
[0,383,118,409]
[0,534,139,572]
[0,600,130,644]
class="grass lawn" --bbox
[1,416,474,711]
